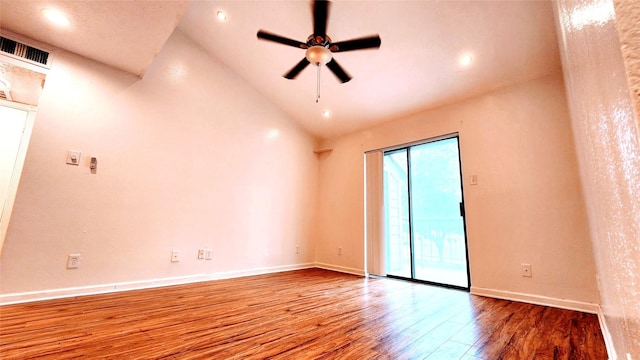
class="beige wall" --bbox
[317,73,600,306]
[556,0,640,357]
[0,30,318,295]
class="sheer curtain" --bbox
[365,150,386,276]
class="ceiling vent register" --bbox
[0,36,51,69]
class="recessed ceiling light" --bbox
[216,10,227,21]
[41,8,71,27]
[322,109,331,118]
[459,54,473,67]
[266,128,280,140]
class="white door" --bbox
[0,103,33,251]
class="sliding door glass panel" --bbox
[383,150,411,278]
[409,138,468,287]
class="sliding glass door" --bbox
[383,150,411,278]
[383,136,469,289]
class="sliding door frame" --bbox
[383,134,471,291]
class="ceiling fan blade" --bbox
[326,59,352,83]
[331,35,381,52]
[284,58,311,79]
[313,0,330,38]
[257,30,307,49]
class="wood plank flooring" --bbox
[0,268,607,359]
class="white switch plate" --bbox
[470,175,478,185]
[204,249,213,260]
[171,251,180,262]
[66,150,81,165]
[197,249,205,259]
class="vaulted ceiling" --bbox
[0,0,561,140]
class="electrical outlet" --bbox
[204,249,213,260]
[197,249,205,259]
[521,263,532,277]
[66,254,81,269]
[171,251,180,262]
[296,245,300,254]
[338,247,342,256]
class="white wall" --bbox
[0,30,318,296]
[316,73,600,308]
[556,0,640,357]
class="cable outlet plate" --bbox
[171,251,180,262]
[67,254,81,269]
[66,150,81,166]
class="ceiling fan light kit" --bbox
[306,46,332,66]
[257,0,381,102]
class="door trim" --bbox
[0,99,37,255]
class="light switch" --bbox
[470,175,478,185]
[66,150,81,165]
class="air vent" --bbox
[0,36,51,69]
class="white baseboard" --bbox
[314,262,365,276]
[4,265,601,322]
[0,263,316,306]
[470,286,599,314]
[597,305,617,360]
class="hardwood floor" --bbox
[0,268,606,359]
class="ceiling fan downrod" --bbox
[316,65,321,103]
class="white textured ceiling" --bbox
[179,1,561,139]
[0,0,188,77]
[0,0,561,140]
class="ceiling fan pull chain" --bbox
[316,65,321,103]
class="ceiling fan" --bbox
[257,0,381,87]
